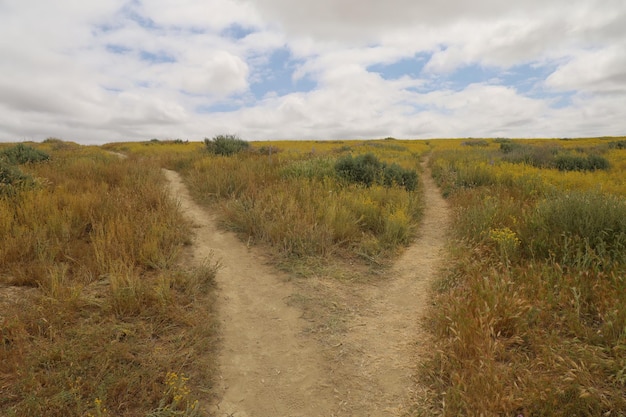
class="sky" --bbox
[1,0,625,144]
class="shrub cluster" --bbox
[334,153,418,191]
[554,153,610,171]
[0,144,48,195]
[525,191,626,267]
[0,143,50,164]
[427,140,626,416]
[0,160,32,194]
[608,140,626,149]
[501,142,610,172]
[462,139,489,147]
[204,134,249,156]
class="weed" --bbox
[204,134,249,156]
[0,143,216,416]
[423,137,626,416]
[0,143,50,164]
[335,152,418,191]
[0,160,34,195]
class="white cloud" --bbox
[545,44,626,93]
[0,0,625,143]
[138,0,261,30]
[178,51,249,95]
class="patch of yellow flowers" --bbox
[489,227,521,263]
[87,372,200,417]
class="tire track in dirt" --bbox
[164,170,336,417]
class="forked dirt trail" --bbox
[323,161,451,415]
[164,159,451,417]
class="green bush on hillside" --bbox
[204,134,249,156]
[554,153,610,171]
[0,143,50,165]
[501,142,610,172]
[334,153,418,191]
[0,160,33,195]
[524,192,626,267]
[608,140,626,149]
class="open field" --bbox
[2,136,625,416]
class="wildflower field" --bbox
[1,135,625,416]
[106,138,429,272]
[424,137,626,416]
[1,140,217,416]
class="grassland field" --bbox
[1,136,625,416]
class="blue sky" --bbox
[0,0,625,143]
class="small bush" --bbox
[382,162,418,191]
[554,153,610,171]
[335,153,381,187]
[334,153,418,191]
[499,141,523,154]
[501,143,610,172]
[0,160,32,195]
[524,192,626,267]
[204,134,249,156]
[0,143,50,165]
[462,139,489,147]
[503,144,559,168]
[608,140,626,149]
[585,154,611,170]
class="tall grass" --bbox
[422,138,626,416]
[181,145,424,267]
[0,142,218,417]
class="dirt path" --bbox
[164,170,336,417]
[163,159,451,417]
[321,160,451,415]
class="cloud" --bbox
[545,44,626,93]
[0,0,625,143]
[179,51,249,95]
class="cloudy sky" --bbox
[1,0,625,143]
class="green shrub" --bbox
[382,162,418,190]
[501,143,610,172]
[524,192,626,267]
[608,140,626,149]
[554,153,610,171]
[586,154,611,171]
[334,153,418,191]
[256,145,281,156]
[335,153,382,187]
[502,144,559,168]
[462,139,489,147]
[499,141,523,154]
[0,160,33,195]
[0,144,50,165]
[204,134,249,156]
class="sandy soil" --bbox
[163,159,450,417]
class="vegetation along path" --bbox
[318,159,451,415]
[163,159,451,416]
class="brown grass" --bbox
[421,140,626,416]
[0,142,218,416]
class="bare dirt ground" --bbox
[164,160,451,417]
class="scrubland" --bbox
[1,139,218,417]
[2,136,625,416]
[423,137,626,416]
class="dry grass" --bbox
[0,141,218,416]
[422,137,626,416]
[177,140,427,272]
